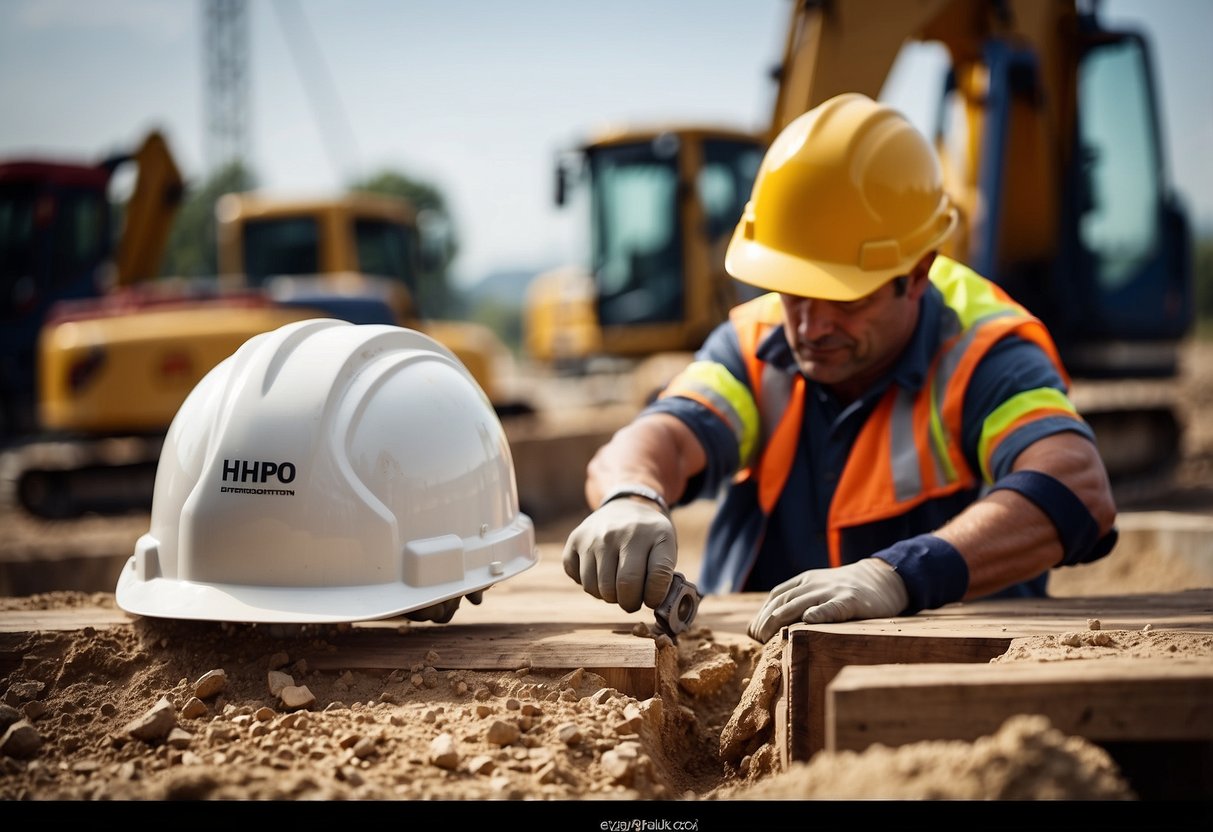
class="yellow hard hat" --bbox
[725,92,957,301]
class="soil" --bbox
[1,340,1211,807]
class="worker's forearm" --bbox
[584,413,705,510]
[936,433,1117,599]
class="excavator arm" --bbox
[110,130,184,287]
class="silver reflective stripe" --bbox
[758,364,793,451]
[890,386,922,502]
[929,307,1020,484]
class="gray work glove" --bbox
[747,558,909,642]
[405,589,485,624]
[562,498,677,613]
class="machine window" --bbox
[1078,37,1162,292]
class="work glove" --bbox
[747,558,909,643]
[405,589,485,624]
[562,498,677,613]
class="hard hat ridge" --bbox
[725,92,957,301]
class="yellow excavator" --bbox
[523,0,1193,503]
[1,132,522,520]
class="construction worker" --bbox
[561,93,1118,642]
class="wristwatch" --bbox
[598,482,670,516]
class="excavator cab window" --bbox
[0,183,38,320]
[1071,32,1190,350]
[699,138,766,303]
[241,216,321,286]
[587,138,684,328]
[353,217,419,297]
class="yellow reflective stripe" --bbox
[930,257,1016,329]
[661,360,761,467]
[978,388,1079,482]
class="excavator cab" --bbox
[922,4,1193,492]
[533,127,765,364]
[0,163,114,437]
[935,21,1191,376]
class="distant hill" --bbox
[455,266,560,352]
[462,268,547,309]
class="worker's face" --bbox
[779,262,930,400]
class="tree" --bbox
[351,170,459,317]
[1196,232,1213,334]
[160,162,257,278]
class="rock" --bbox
[430,733,459,770]
[719,638,782,763]
[601,742,642,785]
[615,704,644,735]
[486,719,521,746]
[587,687,617,705]
[0,704,21,731]
[125,697,177,744]
[166,728,193,749]
[267,670,294,697]
[193,669,227,700]
[180,697,208,719]
[556,722,583,745]
[467,754,495,775]
[0,719,42,759]
[679,653,737,696]
[280,685,315,710]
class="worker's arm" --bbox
[563,413,707,613]
[748,431,1117,641]
[583,412,708,510]
[937,431,1117,599]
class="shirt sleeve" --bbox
[961,334,1097,482]
[639,323,749,504]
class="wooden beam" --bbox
[826,658,1213,751]
[301,623,658,699]
[775,590,1213,763]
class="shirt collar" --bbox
[755,284,945,398]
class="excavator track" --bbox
[0,434,163,521]
[1069,377,1186,510]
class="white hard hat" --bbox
[115,318,537,623]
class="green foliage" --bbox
[1195,232,1213,327]
[160,162,257,278]
[351,169,460,318]
[468,297,523,355]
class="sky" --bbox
[1,0,1210,288]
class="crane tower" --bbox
[202,0,250,173]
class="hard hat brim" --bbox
[114,535,537,624]
[724,208,958,302]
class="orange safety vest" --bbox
[724,258,1074,570]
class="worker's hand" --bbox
[747,558,909,642]
[404,589,485,624]
[562,498,677,613]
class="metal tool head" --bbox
[654,572,701,638]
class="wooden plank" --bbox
[776,589,1213,762]
[301,623,658,699]
[777,626,1011,766]
[826,658,1213,752]
[0,606,134,632]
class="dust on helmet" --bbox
[725,92,958,301]
[115,318,536,623]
